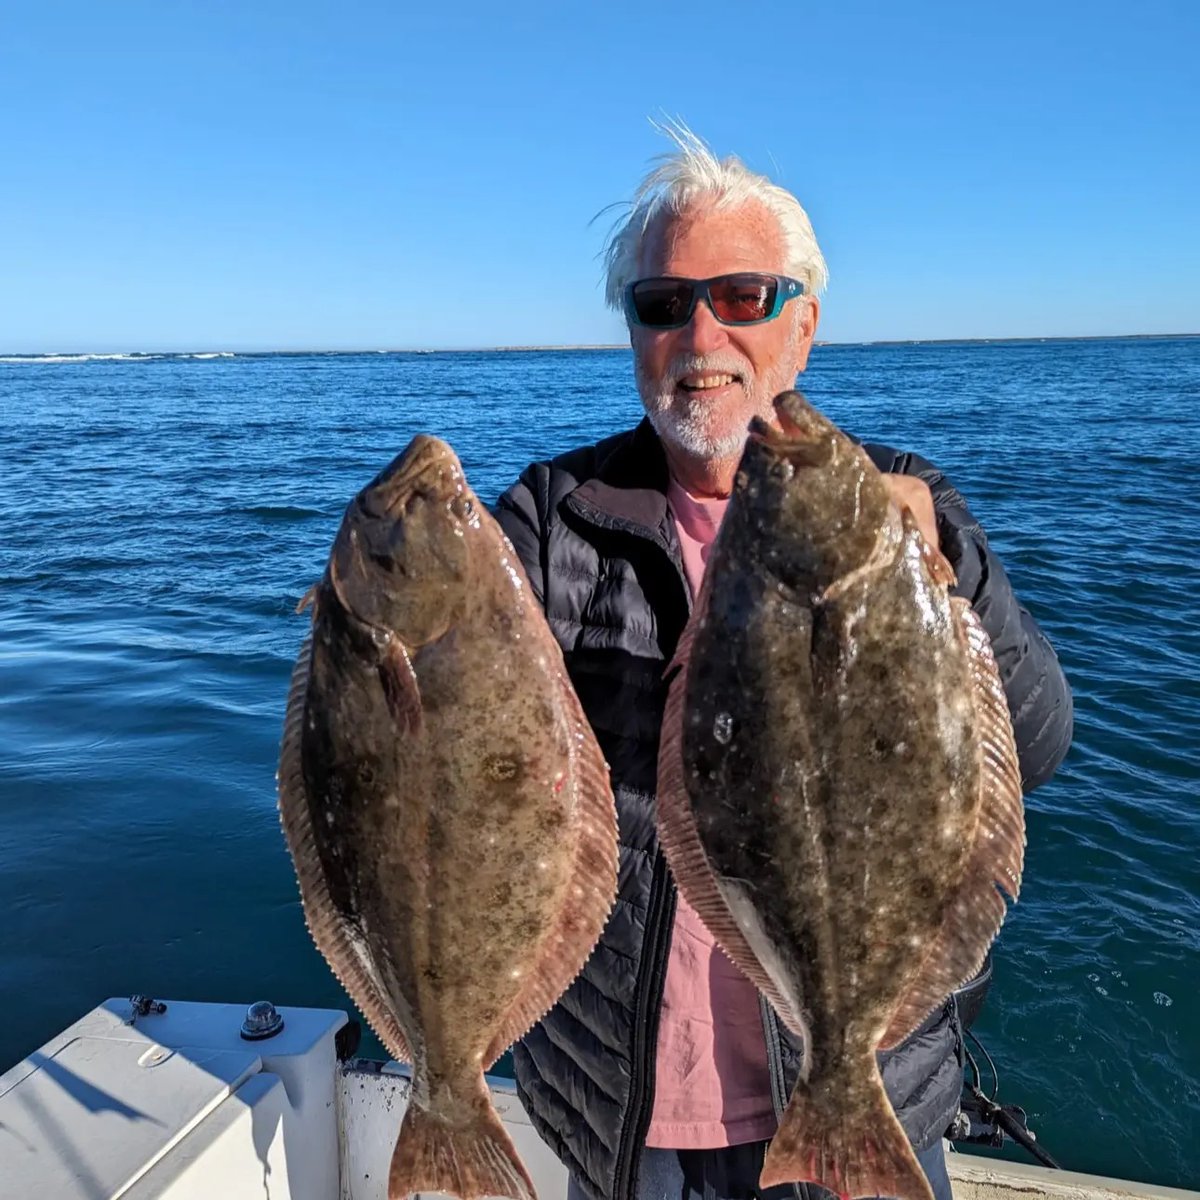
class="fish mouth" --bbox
[746,391,835,466]
[359,435,464,520]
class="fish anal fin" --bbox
[481,663,619,1067]
[388,1080,535,1200]
[278,636,414,1064]
[760,1063,932,1200]
[880,598,1025,1049]
[655,595,809,1039]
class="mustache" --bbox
[658,352,753,389]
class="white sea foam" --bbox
[0,351,238,364]
[0,353,157,363]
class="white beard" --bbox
[635,342,801,462]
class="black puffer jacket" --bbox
[494,418,1072,1200]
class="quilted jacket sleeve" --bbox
[494,464,548,608]
[885,449,1074,792]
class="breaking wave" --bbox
[0,351,238,364]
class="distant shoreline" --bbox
[488,332,1199,351]
[830,331,1200,347]
[2,332,1196,359]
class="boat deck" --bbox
[1,998,1194,1200]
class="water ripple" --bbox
[2,340,1198,1187]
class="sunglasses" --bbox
[624,272,805,329]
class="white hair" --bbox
[602,120,830,311]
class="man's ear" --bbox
[793,296,821,374]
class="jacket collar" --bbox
[565,418,675,546]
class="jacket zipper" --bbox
[568,506,690,1200]
[613,851,676,1200]
[616,534,689,1200]
[761,995,788,1123]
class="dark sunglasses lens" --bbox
[709,274,777,323]
[631,280,695,327]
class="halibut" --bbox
[657,391,1024,1200]
[278,435,617,1200]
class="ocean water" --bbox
[1,339,1197,1187]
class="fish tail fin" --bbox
[388,1090,536,1200]
[760,1065,933,1200]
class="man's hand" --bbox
[883,475,956,586]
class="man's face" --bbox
[631,202,819,464]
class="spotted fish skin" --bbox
[656,392,1024,1200]
[278,435,617,1200]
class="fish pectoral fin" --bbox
[295,583,321,615]
[880,598,1025,1049]
[379,640,423,734]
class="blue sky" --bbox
[1,1,1196,351]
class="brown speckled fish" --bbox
[278,435,617,1200]
[657,391,1024,1200]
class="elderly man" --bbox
[494,134,1072,1200]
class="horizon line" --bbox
[2,331,1197,359]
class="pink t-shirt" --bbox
[643,477,777,1150]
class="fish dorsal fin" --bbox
[482,663,620,1067]
[655,594,810,1039]
[278,635,414,1064]
[880,598,1025,1048]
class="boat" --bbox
[2,994,1195,1200]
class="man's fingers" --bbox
[882,475,955,584]
[883,476,939,548]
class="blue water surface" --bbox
[1,339,1197,1186]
